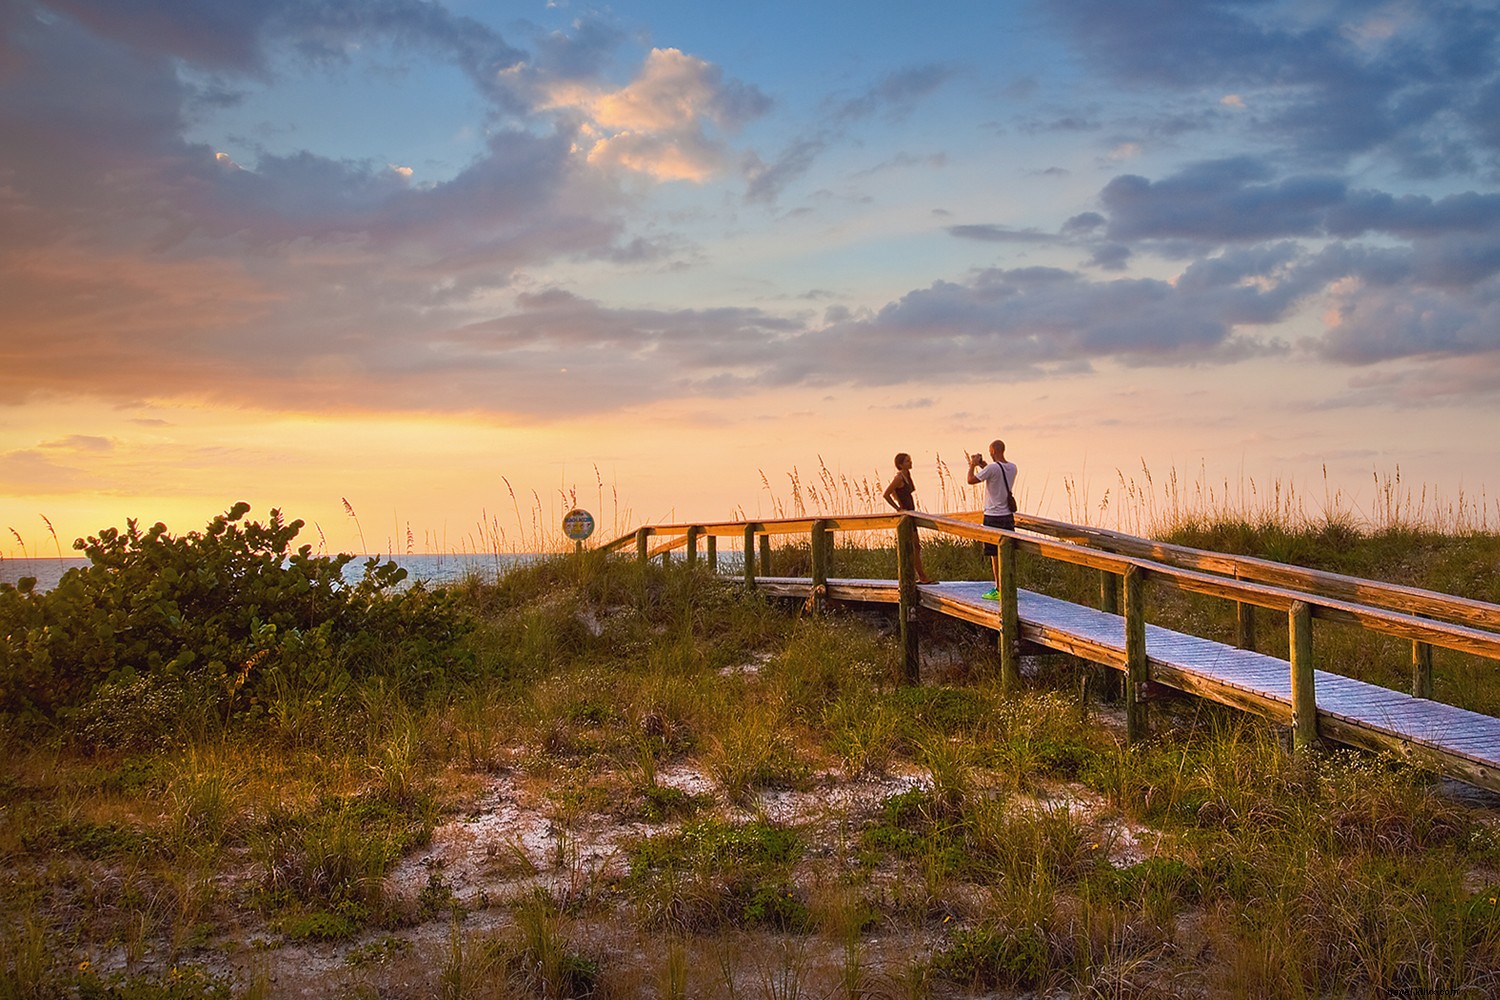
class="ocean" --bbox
[0,553,538,593]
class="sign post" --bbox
[562,508,596,553]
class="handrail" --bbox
[600,507,1500,766]
[605,509,1500,663]
[1014,513,1500,633]
[597,509,1500,632]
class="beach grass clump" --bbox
[624,817,808,933]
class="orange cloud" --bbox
[547,48,742,181]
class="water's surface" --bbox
[0,553,536,593]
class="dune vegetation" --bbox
[3,490,1500,998]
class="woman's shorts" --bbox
[982,513,1015,556]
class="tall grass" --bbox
[4,488,1500,995]
[1062,461,1495,538]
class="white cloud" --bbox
[545,48,746,182]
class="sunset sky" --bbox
[3,0,1499,557]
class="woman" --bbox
[883,452,936,584]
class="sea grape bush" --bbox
[0,503,473,729]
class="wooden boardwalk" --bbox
[754,576,1500,791]
[606,510,1500,792]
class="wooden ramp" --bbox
[753,576,1500,791]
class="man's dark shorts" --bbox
[983,513,1015,556]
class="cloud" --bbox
[1101,157,1345,243]
[1046,0,1500,173]
[1317,280,1500,366]
[0,450,89,494]
[947,224,1062,244]
[40,435,114,452]
[743,138,826,203]
[1097,159,1500,288]
[835,64,955,121]
[546,47,769,181]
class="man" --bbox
[967,439,1016,600]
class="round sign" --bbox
[562,508,595,541]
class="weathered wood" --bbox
[685,526,700,567]
[610,508,1500,643]
[1017,513,1500,632]
[897,516,920,684]
[743,524,756,589]
[999,536,1021,696]
[1236,598,1256,652]
[1412,640,1433,700]
[1290,600,1317,750]
[706,535,717,572]
[1097,570,1122,700]
[810,519,830,616]
[1124,565,1147,743]
[866,512,1500,660]
[609,508,1500,792]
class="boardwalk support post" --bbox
[1098,570,1122,701]
[635,527,651,563]
[759,534,772,577]
[1290,600,1318,750]
[897,515,920,684]
[707,535,717,573]
[999,535,1021,696]
[1236,591,1257,652]
[743,524,757,590]
[1411,640,1433,700]
[811,519,830,615]
[685,526,700,568]
[1124,565,1148,743]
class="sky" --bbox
[3,0,1499,557]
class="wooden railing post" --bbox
[685,526,700,568]
[1289,600,1317,750]
[897,515,920,684]
[707,535,718,573]
[743,524,757,589]
[999,535,1021,697]
[810,519,830,615]
[635,527,651,563]
[1411,640,1433,700]
[1098,569,1121,701]
[759,534,772,576]
[1124,564,1148,743]
[1236,596,1257,652]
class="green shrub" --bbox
[0,503,474,724]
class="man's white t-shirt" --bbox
[974,461,1017,516]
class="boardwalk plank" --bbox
[729,575,1500,791]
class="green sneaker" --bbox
[981,587,1000,601]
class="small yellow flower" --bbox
[78,960,91,972]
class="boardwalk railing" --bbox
[601,511,1500,789]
